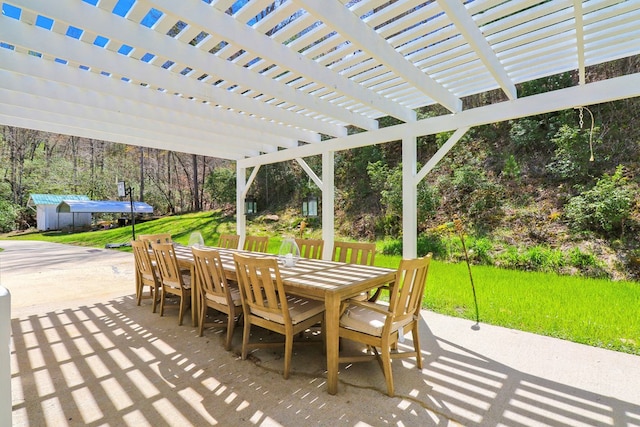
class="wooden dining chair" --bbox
[295,238,324,260]
[338,254,432,397]
[192,247,242,350]
[138,233,172,246]
[243,235,269,252]
[217,234,240,250]
[151,242,192,326]
[333,240,381,300]
[332,241,376,265]
[233,253,325,379]
[131,239,161,312]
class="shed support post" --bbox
[402,136,418,259]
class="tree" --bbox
[206,166,236,207]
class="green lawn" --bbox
[3,211,639,355]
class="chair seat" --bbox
[252,295,324,325]
[340,303,413,337]
[205,284,242,306]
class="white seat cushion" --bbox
[252,295,324,325]
[206,285,242,306]
[340,304,412,337]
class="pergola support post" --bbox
[402,136,418,259]
[236,163,247,248]
[403,128,470,259]
[321,151,334,260]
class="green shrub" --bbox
[417,234,447,258]
[381,239,402,256]
[368,161,440,238]
[438,165,504,227]
[565,165,633,236]
[568,247,598,268]
[502,154,521,181]
[469,237,494,264]
[381,234,447,258]
[496,245,565,272]
[0,199,19,232]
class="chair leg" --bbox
[159,288,166,317]
[136,280,143,306]
[178,295,188,326]
[412,324,422,369]
[225,312,235,351]
[241,319,251,360]
[151,285,159,313]
[199,302,206,337]
[380,344,394,397]
[283,332,293,380]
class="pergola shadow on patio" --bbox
[6,242,640,426]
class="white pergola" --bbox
[1,0,639,257]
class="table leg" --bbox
[325,293,340,395]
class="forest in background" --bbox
[2,57,640,280]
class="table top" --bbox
[172,244,395,299]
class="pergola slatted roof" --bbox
[2,0,640,257]
[2,0,638,161]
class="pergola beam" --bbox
[239,72,640,168]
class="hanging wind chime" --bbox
[577,106,595,162]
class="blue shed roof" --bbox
[56,200,153,214]
[29,194,90,206]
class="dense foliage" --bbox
[2,59,640,279]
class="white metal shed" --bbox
[28,194,91,231]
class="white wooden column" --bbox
[322,151,335,260]
[404,127,470,258]
[402,136,418,258]
[236,164,261,248]
[236,163,247,248]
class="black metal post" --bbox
[125,185,136,241]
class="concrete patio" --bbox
[2,240,639,426]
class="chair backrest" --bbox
[192,246,231,302]
[332,241,376,266]
[131,239,157,282]
[243,235,269,252]
[217,234,240,249]
[296,238,324,260]
[138,233,173,246]
[388,254,432,324]
[233,253,289,322]
[151,242,186,290]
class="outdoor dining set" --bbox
[131,233,432,396]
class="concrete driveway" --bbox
[2,240,639,426]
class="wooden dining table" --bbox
[171,244,396,395]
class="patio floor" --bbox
[2,240,639,426]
